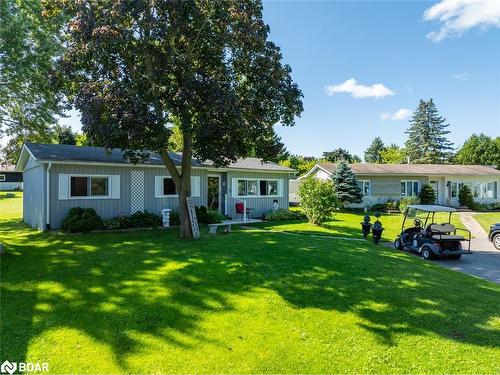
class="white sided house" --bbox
[16,143,295,230]
[292,163,500,208]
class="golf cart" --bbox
[394,205,471,260]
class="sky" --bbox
[60,0,500,158]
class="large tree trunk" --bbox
[160,132,193,239]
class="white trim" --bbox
[46,163,52,229]
[207,174,222,211]
[401,179,420,197]
[155,175,178,198]
[298,164,333,180]
[68,174,112,199]
[0,174,5,182]
[358,179,371,196]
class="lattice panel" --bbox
[130,170,145,214]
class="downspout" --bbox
[46,162,52,231]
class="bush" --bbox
[490,202,500,210]
[458,185,474,208]
[385,200,399,211]
[419,184,436,204]
[61,207,103,233]
[265,209,306,221]
[103,215,131,230]
[103,211,161,230]
[369,203,386,212]
[298,177,338,225]
[399,196,419,212]
[195,206,224,224]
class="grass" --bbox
[1,195,499,373]
[472,212,500,232]
[255,210,466,242]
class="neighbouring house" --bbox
[0,164,23,191]
[291,163,500,208]
[16,143,294,230]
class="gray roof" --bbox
[316,163,500,176]
[23,143,294,172]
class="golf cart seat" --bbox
[426,223,465,241]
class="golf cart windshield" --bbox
[404,205,456,227]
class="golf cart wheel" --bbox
[394,238,404,250]
[421,245,434,260]
[493,234,500,250]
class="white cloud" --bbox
[325,78,395,98]
[423,0,500,42]
[452,72,469,80]
[380,108,412,121]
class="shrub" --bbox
[265,209,306,221]
[195,206,224,224]
[490,202,500,210]
[419,184,436,204]
[458,185,474,208]
[399,196,419,212]
[385,200,399,211]
[129,211,162,228]
[298,177,338,225]
[103,215,131,230]
[369,203,386,212]
[61,207,103,233]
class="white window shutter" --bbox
[111,175,120,199]
[58,174,69,200]
[231,178,238,198]
[277,179,284,197]
[191,176,200,197]
[155,176,163,198]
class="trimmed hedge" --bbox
[61,207,104,233]
[265,209,306,221]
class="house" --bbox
[16,143,295,230]
[0,164,23,191]
[292,163,500,208]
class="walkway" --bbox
[459,212,488,237]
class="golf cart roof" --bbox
[407,205,456,213]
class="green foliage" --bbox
[279,155,318,176]
[103,211,162,230]
[455,133,500,167]
[169,210,180,226]
[419,184,436,204]
[55,125,77,145]
[332,161,363,207]
[195,206,224,224]
[265,209,307,221]
[298,177,338,225]
[364,137,386,163]
[458,185,474,208]
[405,99,454,163]
[380,144,406,164]
[399,197,420,212]
[61,207,103,233]
[323,148,361,163]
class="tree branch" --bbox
[159,147,181,185]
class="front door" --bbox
[207,175,221,211]
[430,180,439,204]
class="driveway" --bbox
[433,237,500,284]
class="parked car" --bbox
[488,224,500,250]
[394,205,472,260]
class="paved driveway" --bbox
[432,238,500,284]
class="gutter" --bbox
[46,162,52,230]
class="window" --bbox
[70,176,109,197]
[401,180,419,197]
[483,182,494,199]
[236,179,280,197]
[0,174,5,182]
[357,180,371,196]
[473,183,481,198]
[163,177,176,195]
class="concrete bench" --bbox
[208,223,232,235]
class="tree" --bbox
[364,137,385,163]
[279,154,318,176]
[404,99,453,163]
[323,148,361,163]
[55,125,77,145]
[298,177,337,225]
[419,184,436,204]
[332,160,363,207]
[0,0,66,164]
[458,185,474,208]
[455,133,500,167]
[380,144,406,164]
[58,0,303,238]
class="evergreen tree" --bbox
[364,137,386,163]
[56,125,77,145]
[332,160,363,207]
[323,148,360,163]
[405,99,453,163]
[419,184,436,204]
[458,185,475,208]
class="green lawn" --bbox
[473,212,500,232]
[256,211,466,242]
[1,196,499,373]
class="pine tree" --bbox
[332,160,363,207]
[418,184,436,204]
[405,99,454,163]
[364,137,386,163]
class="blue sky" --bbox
[61,0,500,158]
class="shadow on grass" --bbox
[1,217,499,370]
